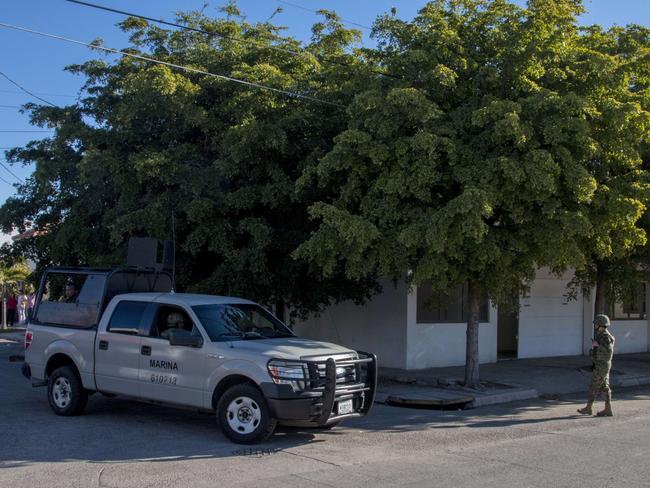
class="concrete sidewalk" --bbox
[379,352,650,409]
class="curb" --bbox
[385,394,475,409]
[468,388,539,408]
[614,376,650,388]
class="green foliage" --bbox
[565,22,650,307]
[295,0,650,383]
[0,260,31,294]
[298,0,620,302]
[0,6,379,318]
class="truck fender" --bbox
[204,359,267,410]
[43,340,95,390]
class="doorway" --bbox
[497,308,518,360]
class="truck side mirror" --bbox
[167,328,203,348]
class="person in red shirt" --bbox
[6,294,17,327]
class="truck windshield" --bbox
[192,304,295,342]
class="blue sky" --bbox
[1,0,649,214]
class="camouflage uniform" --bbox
[578,314,615,417]
[589,328,615,399]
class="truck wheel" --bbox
[48,366,88,416]
[217,384,277,444]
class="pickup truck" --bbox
[22,266,377,444]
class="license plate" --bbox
[337,399,354,415]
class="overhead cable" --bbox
[0,89,76,98]
[65,0,395,80]
[0,71,56,106]
[0,22,344,108]
[66,0,308,59]
[0,160,23,183]
[0,172,13,186]
[276,1,372,30]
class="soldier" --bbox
[577,314,615,417]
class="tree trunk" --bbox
[594,263,607,316]
[464,281,481,388]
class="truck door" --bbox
[95,300,150,395]
[138,304,206,408]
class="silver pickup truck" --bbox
[22,266,377,444]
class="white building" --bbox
[294,268,650,370]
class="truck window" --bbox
[107,301,148,335]
[148,305,199,340]
[35,272,106,328]
[192,304,295,341]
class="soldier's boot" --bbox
[577,402,593,415]
[597,394,613,417]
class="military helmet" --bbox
[593,314,610,327]
[167,312,185,327]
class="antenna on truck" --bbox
[170,212,176,293]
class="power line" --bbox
[0,105,22,109]
[65,0,394,80]
[0,161,23,183]
[0,71,56,106]
[276,1,372,30]
[0,172,13,186]
[67,0,308,60]
[0,22,344,108]
[0,130,52,133]
[0,89,76,98]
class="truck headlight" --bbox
[268,360,307,391]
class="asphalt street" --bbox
[1,335,649,488]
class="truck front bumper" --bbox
[261,351,377,427]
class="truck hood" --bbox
[225,336,355,361]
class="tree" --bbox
[295,0,632,387]
[0,5,381,319]
[0,260,31,295]
[564,24,650,316]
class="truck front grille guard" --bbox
[268,351,378,425]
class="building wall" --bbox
[405,288,498,369]
[292,278,408,369]
[294,270,649,372]
[609,320,648,354]
[582,281,649,355]
[517,268,585,358]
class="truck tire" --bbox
[217,384,277,444]
[47,366,88,416]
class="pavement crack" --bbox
[91,466,106,488]
[280,449,341,467]
[291,473,339,487]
